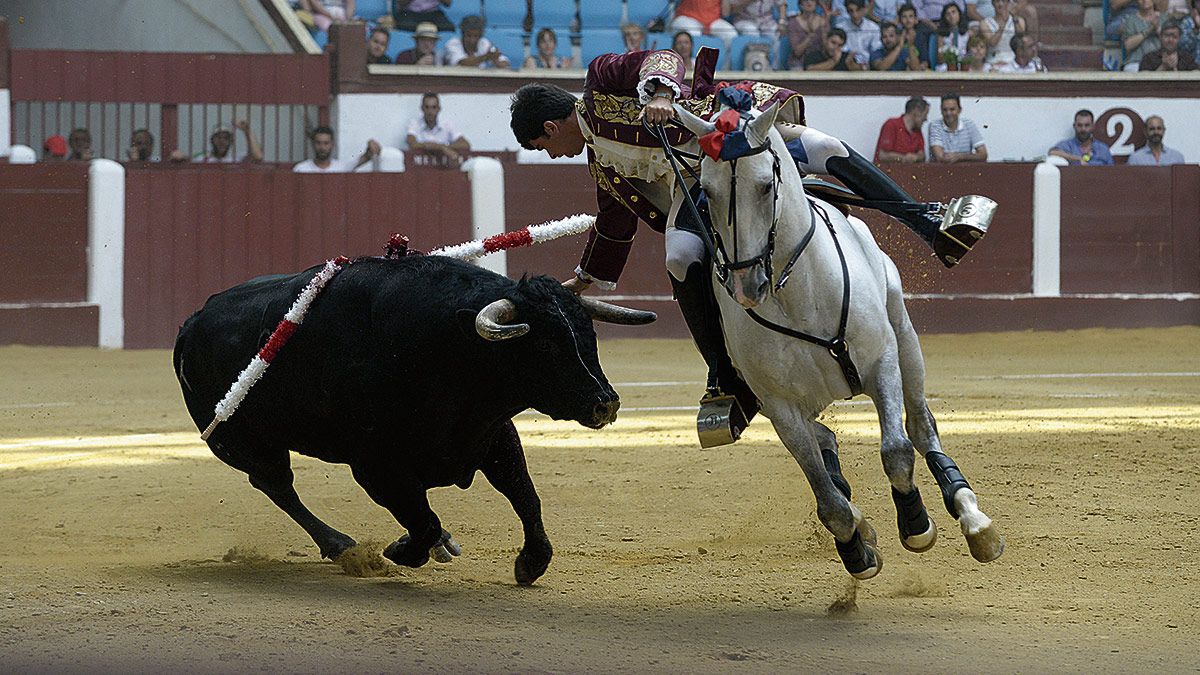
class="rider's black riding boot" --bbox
[670,261,759,437]
[824,144,983,268]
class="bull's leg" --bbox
[888,286,1004,563]
[480,421,553,586]
[864,346,937,554]
[769,407,882,580]
[350,464,443,568]
[208,440,356,559]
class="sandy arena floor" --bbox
[1,328,1198,673]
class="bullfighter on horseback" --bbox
[509,47,995,445]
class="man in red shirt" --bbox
[875,96,929,162]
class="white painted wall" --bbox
[0,90,9,157]
[337,92,1200,164]
[87,159,125,349]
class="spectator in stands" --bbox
[300,0,353,33]
[671,0,739,48]
[729,0,787,39]
[672,30,696,70]
[442,15,511,69]
[874,96,928,163]
[929,94,987,163]
[293,125,380,172]
[843,0,883,67]
[68,128,93,161]
[1123,0,1167,70]
[126,129,157,162]
[785,0,830,69]
[869,0,903,25]
[933,1,970,69]
[963,33,991,70]
[622,22,648,52]
[1127,115,1186,165]
[393,0,455,32]
[1106,0,1139,42]
[42,135,68,161]
[913,0,962,35]
[1181,0,1200,60]
[1139,20,1198,68]
[980,0,1024,69]
[805,28,865,69]
[996,32,1048,71]
[871,21,924,69]
[191,121,265,163]
[395,21,440,65]
[406,93,470,167]
[524,28,576,69]
[969,0,1037,40]
[1048,110,1113,166]
[896,4,923,53]
[367,27,393,64]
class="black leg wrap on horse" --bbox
[925,450,971,519]
[670,261,760,424]
[891,486,930,538]
[821,448,852,501]
[834,528,874,576]
[824,144,941,244]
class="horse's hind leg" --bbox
[864,345,938,554]
[889,287,1004,563]
[771,409,881,580]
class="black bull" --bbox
[173,256,654,585]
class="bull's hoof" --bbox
[383,535,430,568]
[513,542,552,586]
[835,522,882,581]
[900,516,937,553]
[318,532,358,560]
[965,522,1005,563]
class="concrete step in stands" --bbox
[1039,25,1096,46]
[1041,44,1105,70]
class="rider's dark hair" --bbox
[510,83,578,149]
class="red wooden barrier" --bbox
[122,166,472,349]
[0,163,89,303]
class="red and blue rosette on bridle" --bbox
[698,84,758,162]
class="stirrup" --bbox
[932,195,996,268]
[697,388,748,448]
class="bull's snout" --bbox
[587,398,620,428]
[731,267,770,309]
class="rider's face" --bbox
[531,119,586,159]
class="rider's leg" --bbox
[666,204,759,434]
[777,123,989,268]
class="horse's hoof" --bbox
[850,541,882,580]
[901,516,937,553]
[837,521,882,580]
[965,522,1004,563]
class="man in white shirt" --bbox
[441,14,511,68]
[189,121,264,163]
[996,32,1048,72]
[406,92,471,166]
[293,126,380,173]
[928,94,988,163]
[842,0,883,66]
[1127,115,1186,165]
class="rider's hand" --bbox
[639,95,676,125]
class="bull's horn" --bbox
[475,298,530,341]
[578,296,657,325]
[746,102,780,148]
[674,104,715,137]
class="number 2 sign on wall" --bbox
[1093,108,1147,163]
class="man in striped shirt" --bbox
[928,94,988,163]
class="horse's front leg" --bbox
[768,404,882,580]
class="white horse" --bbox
[676,103,1004,579]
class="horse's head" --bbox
[677,100,795,309]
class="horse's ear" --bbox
[747,102,780,147]
[675,104,715,137]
